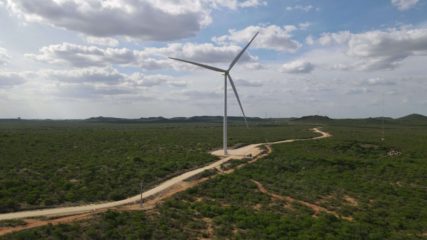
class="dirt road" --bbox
[0,127,331,222]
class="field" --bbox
[1,119,427,239]
[0,120,313,213]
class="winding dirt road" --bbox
[0,127,331,222]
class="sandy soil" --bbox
[0,127,331,236]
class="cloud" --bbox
[391,0,419,10]
[0,66,191,102]
[298,22,312,30]
[40,67,184,87]
[167,81,187,88]
[166,43,255,64]
[85,36,119,47]
[285,4,317,12]
[0,47,10,66]
[317,31,351,46]
[0,72,27,87]
[305,35,315,45]
[5,0,210,41]
[57,84,134,98]
[4,0,264,41]
[213,25,302,52]
[26,42,255,69]
[243,62,264,70]
[234,78,262,87]
[329,63,354,71]
[43,67,124,84]
[281,60,315,74]
[181,89,221,100]
[310,27,427,71]
[358,77,396,86]
[209,0,266,9]
[26,43,141,67]
[127,73,186,87]
[348,28,427,70]
[128,73,167,87]
[345,88,372,95]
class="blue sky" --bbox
[0,0,426,119]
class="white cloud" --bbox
[317,31,351,46]
[298,22,312,30]
[43,67,124,84]
[348,28,427,70]
[234,78,262,87]
[26,43,141,67]
[285,4,318,12]
[281,60,315,74]
[2,59,426,118]
[391,0,419,10]
[345,88,372,95]
[4,0,264,41]
[310,27,427,71]
[0,47,10,66]
[127,73,186,87]
[165,43,255,64]
[0,65,191,101]
[329,63,354,71]
[209,0,266,9]
[5,0,210,41]
[57,84,135,98]
[238,0,266,8]
[368,78,395,86]
[85,36,119,47]
[180,89,221,100]
[167,80,187,88]
[26,42,255,69]
[305,35,315,45]
[39,67,185,89]
[0,72,27,87]
[214,25,302,52]
[357,77,397,86]
[243,62,264,70]
[128,73,167,87]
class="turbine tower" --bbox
[170,32,259,155]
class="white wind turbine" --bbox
[170,32,259,155]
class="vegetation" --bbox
[4,120,426,239]
[0,220,26,228]
[0,120,313,212]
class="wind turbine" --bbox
[170,32,259,155]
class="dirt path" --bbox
[0,179,211,236]
[0,127,331,235]
[251,180,352,221]
[0,213,95,236]
[210,127,331,158]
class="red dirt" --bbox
[251,180,353,221]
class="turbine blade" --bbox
[228,32,259,71]
[228,74,248,128]
[169,57,226,73]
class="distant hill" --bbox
[86,116,127,122]
[85,116,264,124]
[396,113,427,125]
[397,113,427,121]
[291,115,332,123]
[362,117,394,124]
[3,114,427,125]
